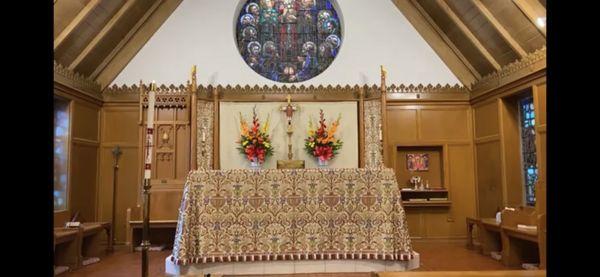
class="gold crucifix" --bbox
[280,94,298,159]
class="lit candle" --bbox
[144,81,156,179]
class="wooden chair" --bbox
[500,206,540,267]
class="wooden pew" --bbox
[500,206,540,268]
[465,217,481,250]
[537,213,546,269]
[126,206,178,252]
[80,222,112,261]
[477,218,502,257]
[54,227,82,272]
[69,211,112,264]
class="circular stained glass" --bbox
[236,0,342,83]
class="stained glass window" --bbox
[54,98,70,211]
[236,0,342,83]
[518,97,537,206]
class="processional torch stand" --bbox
[141,81,156,277]
[110,145,122,252]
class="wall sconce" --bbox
[162,130,169,143]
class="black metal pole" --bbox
[110,145,122,252]
[141,178,151,277]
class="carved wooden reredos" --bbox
[103,78,469,175]
[103,70,469,174]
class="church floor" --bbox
[61,240,522,276]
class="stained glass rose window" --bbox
[236,0,342,83]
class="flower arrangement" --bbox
[304,109,343,164]
[238,108,273,165]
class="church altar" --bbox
[167,167,417,275]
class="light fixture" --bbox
[536,17,546,28]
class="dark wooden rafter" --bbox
[405,0,481,83]
[435,0,501,71]
[471,0,527,59]
[512,0,547,37]
[68,0,138,71]
[54,0,102,50]
[90,0,163,80]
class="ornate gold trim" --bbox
[104,83,469,98]
[386,83,468,94]
[471,46,546,96]
[54,60,101,97]
[139,85,190,108]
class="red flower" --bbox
[245,144,267,163]
[313,145,333,162]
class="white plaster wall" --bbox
[219,102,359,169]
[112,0,460,86]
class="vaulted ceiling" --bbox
[54,0,546,91]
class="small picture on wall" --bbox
[407,153,429,171]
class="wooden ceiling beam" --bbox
[68,0,137,71]
[436,0,501,71]
[471,0,527,58]
[512,0,546,37]
[94,0,183,90]
[90,0,163,81]
[401,0,480,86]
[54,0,102,50]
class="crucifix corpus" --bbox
[277,95,305,169]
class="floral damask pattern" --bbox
[364,100,383,168]
[196,101,214,169]
[172,168,413,265]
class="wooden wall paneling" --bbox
[176,123,191,179]
[190,89,198,170]
[386,102,475,239]
[474,100,500,138]
[535,83,546,125]
[475,140,503,218]
[54,87,101,227]
[149,188,184,220]
[386,106,418,142]
[446,144,477,236]
[473,100,503,217]
[72,101,100,141]
[419,107,470,141]
[395,145,444,188]
[424,209,452,238]
[98,144,140,243]
[99,105,140,244]
[405,212,424,238]
[70,141,99,222]
[499,96,526,207]
[533,83,546,216]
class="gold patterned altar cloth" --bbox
[171,168,413,265]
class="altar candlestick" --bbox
[141,81,156,277]
[144,81,156,179]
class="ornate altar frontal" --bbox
[171,167,414,265]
